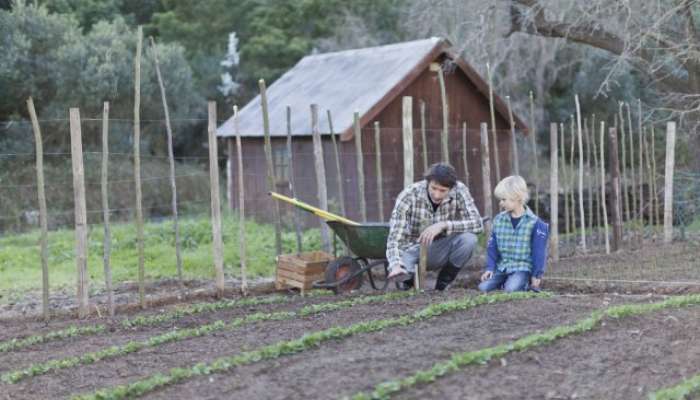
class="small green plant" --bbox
[349,293,700,400]
[70,291,544,400]
[0,325,106,353]
[649,373,700,400]
[0,294,298,354]
[3,291,415,383]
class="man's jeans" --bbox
[478,270,530,292]
[399,232,478,273]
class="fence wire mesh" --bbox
[0,117,698,312]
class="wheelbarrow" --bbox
[270,192,392,294]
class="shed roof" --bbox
[217,37,527,140]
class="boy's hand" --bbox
[530,277,541,289]
[419,222,447,246]
[480,271,493,282]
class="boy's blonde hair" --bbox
[494,175,529,204]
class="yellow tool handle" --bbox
[269,192,359,226]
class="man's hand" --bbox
[387,264,408,280]
[480,270,493,282]
[530,277,541,289]
[418,222,447,246]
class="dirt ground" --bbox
[1,241,699,399]
[2,287,694,400]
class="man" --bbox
[386,163,483,290]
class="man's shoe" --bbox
[400,274,415,290]
[435,264,460,291]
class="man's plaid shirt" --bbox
[386,180,483,267]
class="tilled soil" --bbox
[0,292,336,374]
[145,293,648,400]
[0,289,690,400]
[400,306,700,400]
[0,289,463,399]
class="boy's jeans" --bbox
[478,270,530,292]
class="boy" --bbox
[479,175,549,292]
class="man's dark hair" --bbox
[424,163,457,188]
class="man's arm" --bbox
[386,191,412,269]
[445,184,484,235]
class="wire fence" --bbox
[0,115,699,315]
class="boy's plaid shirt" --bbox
[386,180,483,267]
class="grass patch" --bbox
[3,291,414,383]
[0,212,322,300]
[349,293,700,400]
[71,291,545,400]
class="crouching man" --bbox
[386,163,483,290]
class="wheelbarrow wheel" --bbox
[325,256,364,294]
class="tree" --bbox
[509,0,700,170]
[0,1,202,154]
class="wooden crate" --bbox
[275,251,334,294]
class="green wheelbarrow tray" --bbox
[326,221,390,259]
[314,221,393,293]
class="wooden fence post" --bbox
[486,62,501,181]
[609,127,623,251]
[234,105,248,295]
[529,91,540,215]
[599,121,610,254]
[584,116,593,233]
[207,102,225,296]
[643,126,653,227]
[100,102,115,316]
[480,122,493,235]
[663,122,677,244]
[415,243,428,291]
[592,114,602,231]
[27,97,50,320]
[311,104,331,252]
[619,103,630,222]
[560,122,569,236]
[626,103,638,223]
[569,117,576,234]
[402,97,414,188]
[549,123,559,261]
[637,100,645,225]
[354,112,367,222]
[462,122,469,184]
[575,95,586,251]
[133,26,146,308]
[651,125,660,229]
[150,36,183,288]
[69,108,89,317]
[420,100,428,174]
[590,115,601,232]
[506,95,519,175]
[227,139,233,210]
[327,110,346,218]
[288,107,303,253]
[432,63,449,164]
[374,121,384,221]
[258,79,283,256]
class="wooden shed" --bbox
[217,37,528,225]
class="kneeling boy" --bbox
[479,175,549,292]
